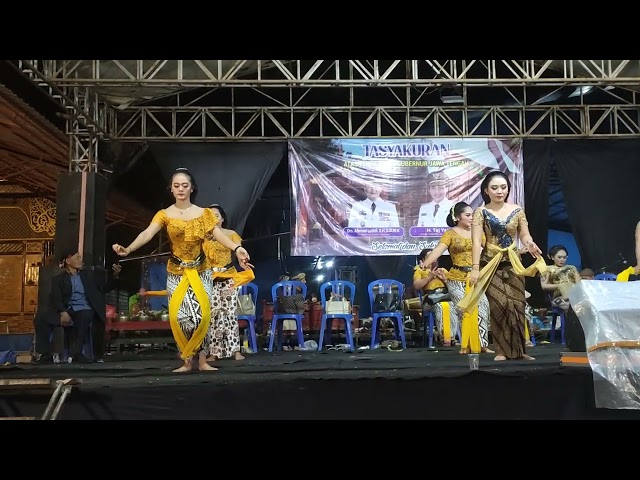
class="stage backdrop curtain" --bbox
[522,139,551,306]
[553,139,640,272]
[149,142,286,235]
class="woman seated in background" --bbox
[540,244,581,313]
[413,248,455,346]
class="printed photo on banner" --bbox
[289,138,524,257]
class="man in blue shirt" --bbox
[52,249,120,363]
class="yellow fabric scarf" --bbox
[617,266,635,281]
[441,302,451,343]
[145,268,255,360]
[460,280,481,353]
[458,242,547,314]
[169,268,211,360]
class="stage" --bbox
[1,343,639,420]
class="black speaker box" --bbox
[54,172,107,267]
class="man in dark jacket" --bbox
[51,248,120,363]
[32,255,65,364]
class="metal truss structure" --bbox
[14,60,640,171]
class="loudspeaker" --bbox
[55,172,107,267]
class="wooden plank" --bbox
[0,378,53,388]
[560,352,590,367]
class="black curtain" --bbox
[149,142,286,235]
[553,139,640,273]
[522,139,551,306]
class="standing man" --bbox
[52,249,121,363]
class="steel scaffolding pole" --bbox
[14,59,640,141]
[67,118,99,172]
[110,104,640,140]
[30,60,640,87]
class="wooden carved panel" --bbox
[0,256,23,313]
[25,242,43,253]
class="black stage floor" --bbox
[1,344,639,420]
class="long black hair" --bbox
[446,201,471,227]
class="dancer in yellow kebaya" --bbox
[112,168,253,373]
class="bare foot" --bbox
[494,355,507,361]
[173,358,191,373]
[482,348,495,354]
[198,363,218,371]
[521,354,535,360]
[459,348,470,355]
[234,352,245,361]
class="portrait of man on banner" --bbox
[416,170,455,229]
[347,182,400,229]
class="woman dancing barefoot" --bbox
[112,168,252,373]
[459,171,547,361]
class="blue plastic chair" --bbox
[269,281,307,352]
[595,273,617,281]
[546,293,566,345]
[317,280,356,352]
[236,282,259,353]
[368,279,406,349]
[419,292,461,348]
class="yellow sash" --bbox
[145,268,255,360]
[617,266,635,282]
[460,280,481,354]
[169,268,211,360]
[441,302,451,342]
[458,242,547,314]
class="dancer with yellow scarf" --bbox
[112,168,252,373]
[459,171,547,361]
[419,201,495,354]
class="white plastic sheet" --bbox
[566,280,640,409]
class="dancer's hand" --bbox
[526,240,542,258]
[469,270,480,286]
[434,268,448,281]
[235,246,254,269]
[635,264,640,275]
[112,244,130,257]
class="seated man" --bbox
[579,268,595,280]
[52,249,121,363]
[32,255,64,364]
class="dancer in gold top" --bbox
[459,171,547,361]
[112,168,252,373]
[418,202,494,354]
